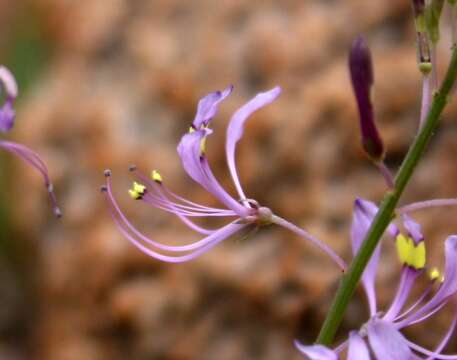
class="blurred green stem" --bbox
[316,45,457,345]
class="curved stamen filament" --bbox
[393,283,433,322]
[383,267,420,321]
[131,168,237,215]
[104,174,242,252]
[406,339,457,360]
[399,299,448,328]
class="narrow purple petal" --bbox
[0,66,18,98]
[177,129,248,215]
[0,100,15,132]
[225,87,281,201]
[367,319,412,360]
[0,67,17,133]
[0,140,61,217]
[347,331,370,360]
[349,37,384,161]
[177,128,210,185]
[351,198,381,315]
[294,341,337,360]
[192,85,233,129]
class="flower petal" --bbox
[0,66,17,133]
[367,319,412,360]
[225,86,281,200]
[0,140,61,217]
[177,129,248,215]
[351,198,382,315]
[192,86,232,129]
[347,331,370,360]
[294,341,337,360]
[177,129,209,186]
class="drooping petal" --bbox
[0,140,61,217]
[367,319,412,360]
[294,341,337,360]
[192,86,233,129]
[225,86,281,201]
[177,128,248,215]
[0,66,17,132]
[351,198,382,315]
[347,331,370,360]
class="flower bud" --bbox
[410,1,432,73]
[426,0,445,43]
[349,37,384,161]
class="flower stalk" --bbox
[316,44,457,346]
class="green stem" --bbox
[316,45,457,345]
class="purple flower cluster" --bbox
[296,199,457,359]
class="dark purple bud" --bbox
[411,0,425,18]
[349,36,384,161]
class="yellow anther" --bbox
[128,189,140,199]
[429,267,441,281]
[200,137,207,155]
[395,233,426,270]
[128,181,146,200]
[151,170,163,183]
[189,126,195,133]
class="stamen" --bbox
[104,169,111,177]
[128,181,147,200]
[428,267,444,282]
[150,169,162,183]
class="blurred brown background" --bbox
[0,0,457,359]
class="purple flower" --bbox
[0,66,60,217]
[102,86,346,269]
[295,199,457,359]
